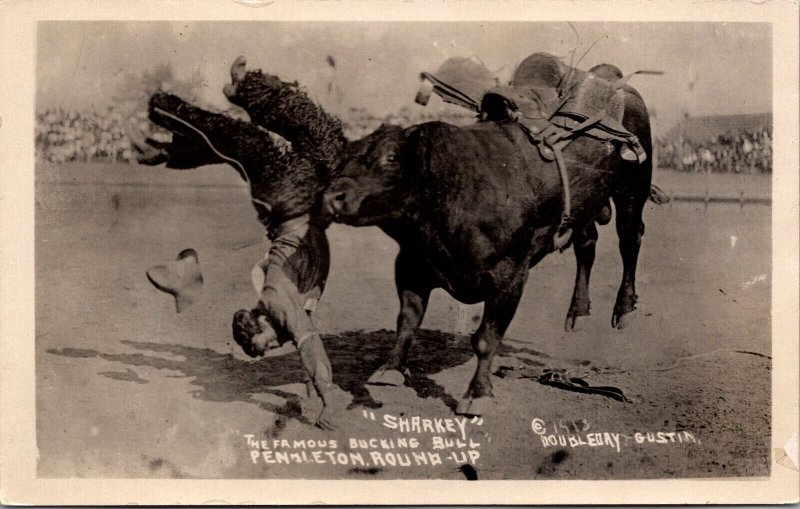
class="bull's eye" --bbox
[386,154,397,163]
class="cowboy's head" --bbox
[232,308,283,357]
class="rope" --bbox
[552,145,574,251]
[644,348,772,372]
[553,147,572,216]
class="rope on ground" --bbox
[649,348,771,372]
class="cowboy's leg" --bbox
[134,92,288,174]
[222,57,346,165]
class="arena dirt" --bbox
[36,164,771,479]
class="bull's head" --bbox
[324,124,420,226]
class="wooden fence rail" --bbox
[666,191,771,209]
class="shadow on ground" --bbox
[47,329,552,419]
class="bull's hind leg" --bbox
[612,87,653,330]
[565,223,598,331]
[611,190,648,329]
[457,266,527,416]
[367,250,434,386]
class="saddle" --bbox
[417,53,656,249]
[418,53,646,162]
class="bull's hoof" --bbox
[564,314,591,332]
[611,308,638,330]
[367,368,406,386]
[456,396,495,417]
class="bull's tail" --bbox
[648,183,671,204]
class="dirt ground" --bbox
[36,163,771,479]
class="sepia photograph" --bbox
[1,1,798,505]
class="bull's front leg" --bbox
[456,265,528,417]
[565,223,598,331]
[367,249,434,386]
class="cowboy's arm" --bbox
[260,270,338,429]
[297,332,336,426]
[261,288,333,400]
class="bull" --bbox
[323,78,654,415]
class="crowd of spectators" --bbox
[35,103,477,164]
[341,105,475,140]
[35,103,256,164]
[656,128,772,173]
[36,104,772,175]
[36,106,144,164]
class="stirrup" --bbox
[554,213,574,252]
[551,146,573,252]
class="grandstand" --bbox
[669,113,772,143]
[35,103,476,164]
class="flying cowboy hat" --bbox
[146,248,204,313]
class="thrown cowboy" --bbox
[132,57,347,430]
[233,218,337,430]
[222,56,350,430]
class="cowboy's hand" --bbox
[315,401,339,431]
[314,388,351,431]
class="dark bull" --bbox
[324,88,654,415]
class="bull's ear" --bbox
[404,124,427,145]
[377,122,403,135]
[404,124,424,144]
[401,124,428,168]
